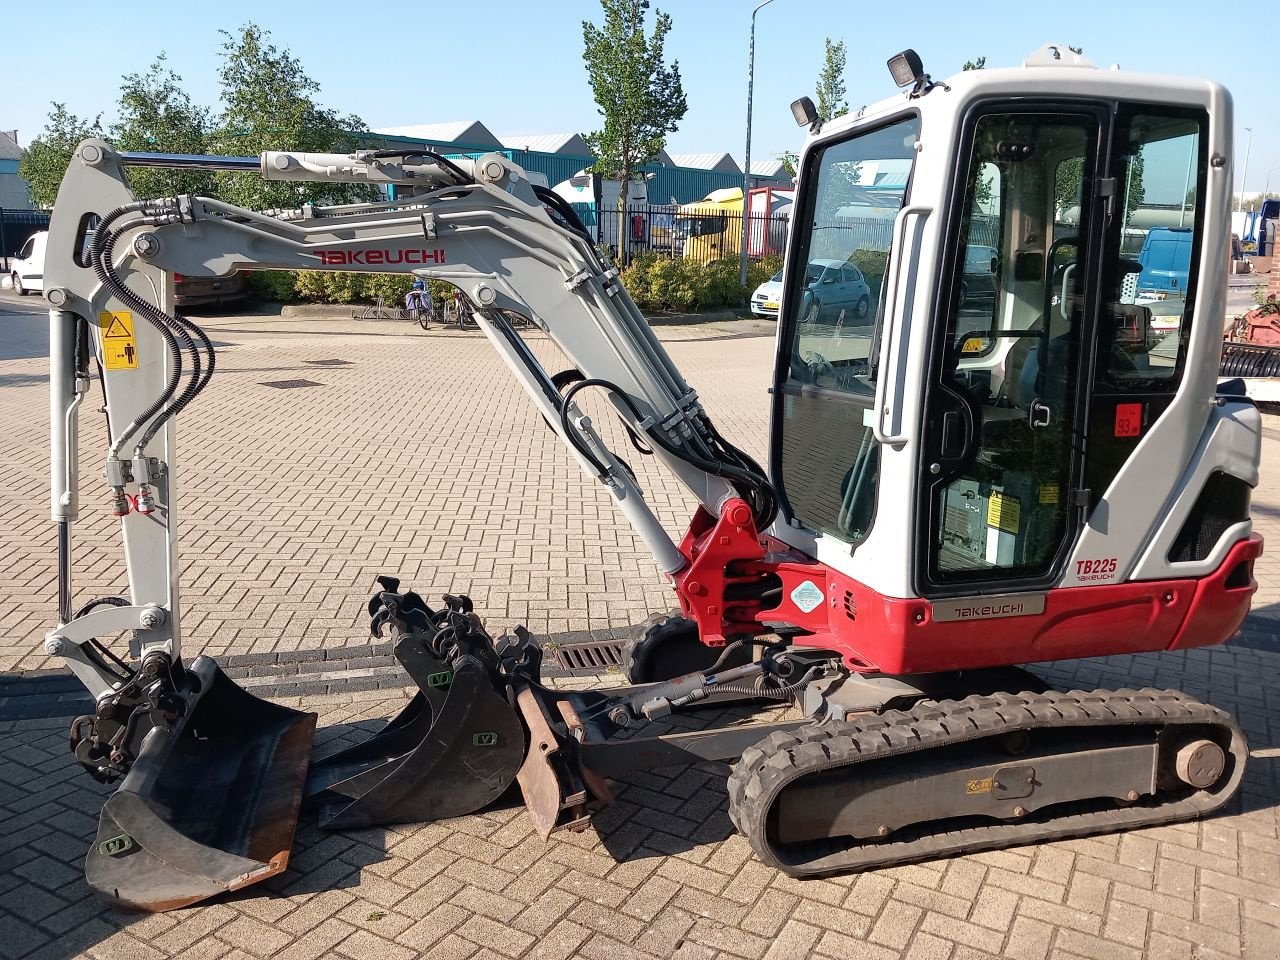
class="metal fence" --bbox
[583,206,792,267]
[579,209,1003,269]
[0,208,50,270]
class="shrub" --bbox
[849,248,889,281]
[620,253,785,312]
[247,271,298,302]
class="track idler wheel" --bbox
[622,612,750,684]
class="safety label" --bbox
[986,492,1021,533]
[99,311,138,370]
[790,580,824,614]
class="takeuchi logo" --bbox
[316,249,446,266]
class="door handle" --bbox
[871,203,933,446]
[1029,398,1052,429]
[941,409,965,458]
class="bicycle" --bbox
[405,290,438,330]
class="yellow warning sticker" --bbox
[966,777,994,795]
[961,337,985,354]
[99,311,137,370]
[1039,483,1060,505]
[986,492,1021,533]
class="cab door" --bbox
[917,106,1108,594]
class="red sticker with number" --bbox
[1114,402,1143,438]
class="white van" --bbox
[9,230,47,296]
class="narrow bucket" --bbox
[85,657,316,912]
[306,658,525,829]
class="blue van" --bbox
[1136,227,1193,296]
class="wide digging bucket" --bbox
[85,656,316,912]
[305,657,525,829]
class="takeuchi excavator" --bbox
[42,44,1260,911]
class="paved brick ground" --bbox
[0,295,1278,958]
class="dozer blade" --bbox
[306,658,525,829]
[85,657,316,912]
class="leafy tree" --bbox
[1054,154,1144,220]
[815,39,848,121]
[17,105,103,208]
[581,0,687,253]
[211,24,375,210]
[110,55,214,200]
[779,151,798,177]
[962,57,986,71]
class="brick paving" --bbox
[0,294,1278,958]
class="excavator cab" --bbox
[768,51,1247,676]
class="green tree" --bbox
[211,24,375,210]
[17,105,103,208]
[815,39,848,121]
[581,0,687,254]
[779,151,798,177]
[110,55,214,200]
[962,57,986,71]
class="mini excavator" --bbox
[42,45,1260,910]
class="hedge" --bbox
[248,254,788,314]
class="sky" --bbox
[3,0,1275,196]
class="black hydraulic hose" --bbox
[97,222,206,456]
[532,185,595,243]
[90,206,183,455]
[91,200,219,454]
[356,148,476,186]
[560,378,778,530]
[711,666,821,701]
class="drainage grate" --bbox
[304,359,352,367]
[549,638,626,675]
[260,379,324,389]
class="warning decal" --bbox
[986,492,1021,534]
[99,311,138,370]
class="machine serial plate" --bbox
[931,593,1046,622]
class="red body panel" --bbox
[673,501,1262,674]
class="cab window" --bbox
[773,114,920,545]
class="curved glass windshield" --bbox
[774,114,920,545]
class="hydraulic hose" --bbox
[91,201,218,457]
[710,666,821,701]
[90,205,184,458]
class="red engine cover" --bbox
[672,500,1262,674]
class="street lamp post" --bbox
[1238,126,1253,211]
[739,0,777,289]
[1264,163,1280,200]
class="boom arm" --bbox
[44,140,773,696]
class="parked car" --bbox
[174,270,250,308]
[9,230,47,296]
[960,243,997,304]
[751,269,784,318]
[806,258,872,322]
[751,259,873,322]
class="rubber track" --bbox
[726,688,1247,877]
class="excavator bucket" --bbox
[84,657,316,912]
[306,658,524,828]
[304,582,528,829]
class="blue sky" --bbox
[3,0,1274,195]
